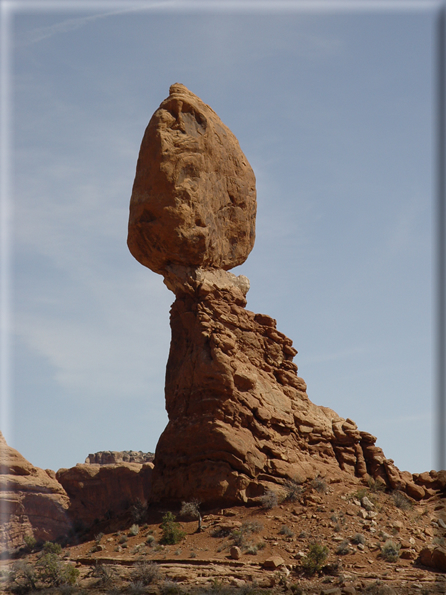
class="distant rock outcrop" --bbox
[85,450,154,465]
[128,84,431,506]
[56,462,153,527]
[0,431,70,553]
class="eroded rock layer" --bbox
[0,432,71,553]
[150,271,427,506]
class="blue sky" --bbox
[0,1,439,475]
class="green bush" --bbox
[8,560,37,592]
[160,512,185,545]
[301,543,329,575]
[36,553,79,587]
[23,535,37,552]
[43,541,62,555]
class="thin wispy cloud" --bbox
[16,8,139,47]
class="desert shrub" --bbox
[180,499,202,532]
[231,520,263,547]
[43,540,62,555]
[333,523,341,533]
[129,524,140,536]
[300,543,329,575]
[364,580,399,594]
[119,535,128,544]
[279,525,294,537]
[8,560,37,593]
[241,520,263,534]
[335,539,350,555]
[380,540,401,562]
[127,580,146,595]
[367,477,386,493]
[146,534,155,547]
[131,499,148,524]
[311,477,328,494]
[260,489,278,509]
[23,535,37,552]
[231,529,245,547]
[160,512,185,545]
[391,490,412,511]
[283,478,304,502]
[94,532,104,544]
[159,580,183,595]
[36,553,79,587]
[130,561,161,585]
[351,533,366,545]
[352,488,368,501]
[93,563,116,586]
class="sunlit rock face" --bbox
[127,85,432,507]
[127,83,257,278]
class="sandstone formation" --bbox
[148,269,429,505]
[0,431,71,553]
[128,83,256,279]
[85,450,154,465]
[56,462,153,527]
[128,84,433,507]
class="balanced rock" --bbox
[129,85,433,506]
[0,431,70,553]
[128,83,256,278]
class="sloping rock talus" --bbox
[129,84,436,506]
[0,431,71,553]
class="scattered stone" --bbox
[263,556,285,569]
[361,496,374,511]
[230,546,241,560]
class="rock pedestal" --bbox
[149,270,423,505]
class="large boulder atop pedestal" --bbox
[127,83,256,275]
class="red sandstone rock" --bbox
[419,545,446,571]
[129,85,439,507]
[56,462,153,526]
[128,83,256,277]
[0,432,70,553]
